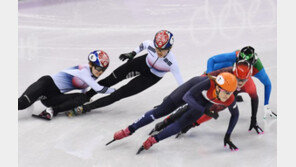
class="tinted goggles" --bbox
[218,86,233,95]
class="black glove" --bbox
[149,119,170,135]
[248,117,264,134]
[175,122,199,138]
[150,104,189,135]
[203,102,219,119]
[119,51,136,61]
[224,134,239,151]
[236,95,244,102]
[204,110,219,119]
[155,119,170,131]
[181,122,199,133]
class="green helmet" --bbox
[238,46,256,65]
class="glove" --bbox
[263,105,277,119]
[149,119,170,135]
[182,122,199,133]
[65,105,87,117]
[119,51,136,61]
[224,134,239,151]
[155,119,170,131]
[248,117,264,134]
[175,122,199,138]
[150,104,189,135]
[204,110,219,119]
[236,95,244,102]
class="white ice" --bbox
[18,0,277,166]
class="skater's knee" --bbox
[38,75,51,82]
[36,75,52,87]
[18,95,31,110]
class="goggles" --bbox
[237,78,248,83]
[238,52,257,65]
[217,86,233,95]
[93,66,105,72]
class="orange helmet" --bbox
[215,72,238,92]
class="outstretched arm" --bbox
[171,63,184,86]
[206,51,237,73]
[223,101,240,151]
[133,40,150,54]
[226,101,239,135]
[254,68,272,105]
[182,78,211,112]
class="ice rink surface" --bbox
[18,0,277,166]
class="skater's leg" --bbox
[83,74,161,111]
[97,55,147,87]
[154,107,204,141]
[42,93,90,116]
[18,76,60,110]
[128,96,180,133]
[112,96,180,141]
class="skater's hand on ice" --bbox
[248,118,264,134]
[224,134,239,151]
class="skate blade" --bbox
[149,129,156,135]
[136,146,145,155]
[106,139,116,146]
[32,114,51,121]
[175,133,182,138]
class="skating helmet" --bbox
[237,46,257,65]
[233,60,253,81]
[215,72,238,92]
[153,30,174,50]
[88,50,110,71]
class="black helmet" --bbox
[237,46,257,65]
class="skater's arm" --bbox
[77,68,115,94]
[253,68,272,105]
[244,79,259,118]
[182,78,211,112]
[171,63,184,86]
[133,40,150,54]
[206,51,237,73]
[226,101,239,135]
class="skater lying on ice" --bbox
[18,50,114,120]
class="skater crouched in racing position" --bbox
[67,30,183,116]
[18,50,115,120]
[109,72,239,153]
[151,61,264,139]
[207,46,276,118]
